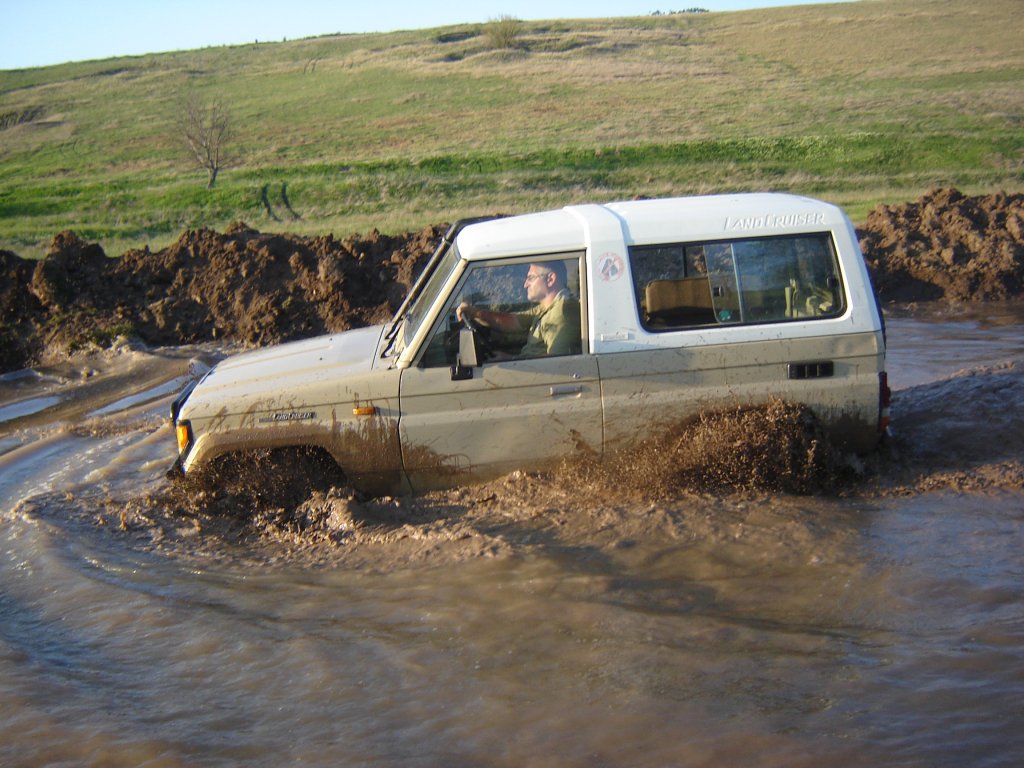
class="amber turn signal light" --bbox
[175,421,193,453]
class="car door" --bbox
[397,254,602,492]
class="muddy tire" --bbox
[181,446,350,514]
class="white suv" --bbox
[170,193,889,494]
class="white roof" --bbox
[456,208,584,260]
[455,193,847,260]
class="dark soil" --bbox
[858,187,1024,303]
[2,186,1023,373]
[1,222,446,372]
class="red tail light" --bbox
[878,371,891,432]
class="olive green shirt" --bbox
[516,290,582,357]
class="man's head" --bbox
[524,261,567,304]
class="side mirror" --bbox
[450,326,479,380]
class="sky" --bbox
[1,0,847,71]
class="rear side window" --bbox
[629,233,845,331]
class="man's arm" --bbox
[456,302,525,334]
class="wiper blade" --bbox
[381,316,404,357]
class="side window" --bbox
[630,234,844,331]
[419,254,584,367]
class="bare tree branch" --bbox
[179,94,235,188]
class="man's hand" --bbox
[456,302,518,334]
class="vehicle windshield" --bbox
[395,242,463,355]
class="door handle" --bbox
[549,384,584,397]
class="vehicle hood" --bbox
[179,325,387,418]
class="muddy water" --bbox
[2,309,1024,767]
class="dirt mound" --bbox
[2,187,1023,373]
[0,249,40,371]
[1,223,445,371]
[29,230,113,309]
[112,223,445,347]
[857,187,1024,303]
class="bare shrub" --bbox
[485,15,522,50]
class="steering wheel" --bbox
[460,309,493,361]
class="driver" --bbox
[457,262,581,358]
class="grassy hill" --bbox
[1,0,1021,258]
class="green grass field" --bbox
[1,0,1021,258]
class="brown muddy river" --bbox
[2,304,1023,767]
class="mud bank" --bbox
[860,188,1024,303]
[0,223,445,372]
[3,187,1023,373]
